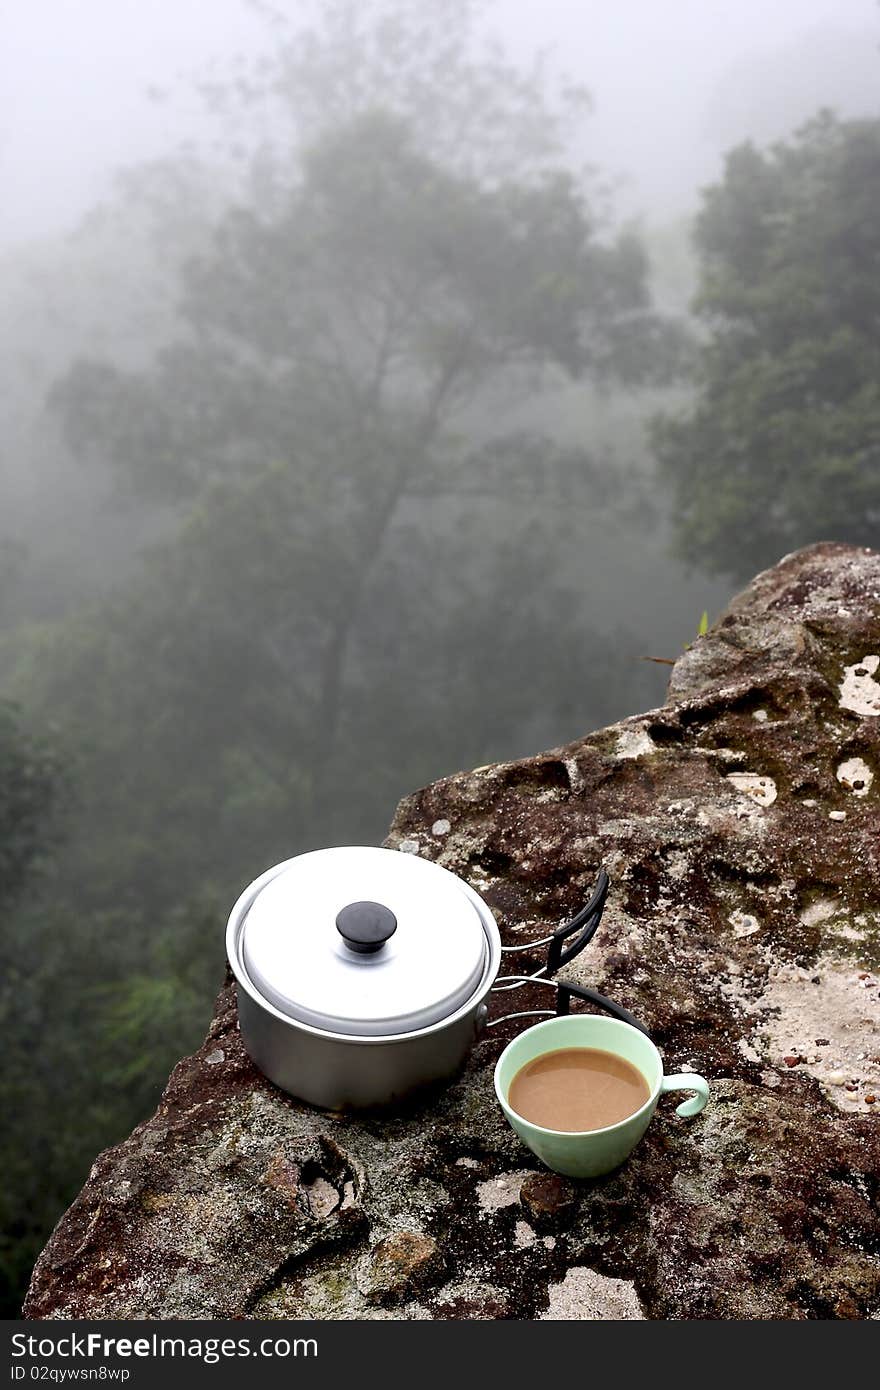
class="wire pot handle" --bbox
[547,867,609,974]
[555,981,651,1036]
[496,868,609,976]
[486,975,651,1037]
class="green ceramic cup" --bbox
[494,1014,709,1179]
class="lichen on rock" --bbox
[23,543,880,1321]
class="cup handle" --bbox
[660,1073,710,1118]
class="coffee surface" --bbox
[508,1046,651,1132]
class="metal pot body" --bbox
[235,983,489,1109]
[227,852,501,1109]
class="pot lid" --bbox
[240,846,489,1037]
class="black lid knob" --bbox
[335,900,397,955]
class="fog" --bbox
[3,0,877,244]
[1,0,877,1314]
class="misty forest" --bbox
[2,0,879,1313]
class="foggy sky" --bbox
[2,0,878,247]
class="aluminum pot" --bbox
[226,845,613,1110]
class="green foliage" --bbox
[653,112,880,580]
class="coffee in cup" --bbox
[508,1046,651,1132]
[494,1014,709,1179]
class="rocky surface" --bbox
[24,542,880,1320]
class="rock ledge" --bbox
[24,543,880,1320]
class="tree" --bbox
[653,112,880,581]
[53,110,669,500]
[50,9,681,827]
[208,0,593,184]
